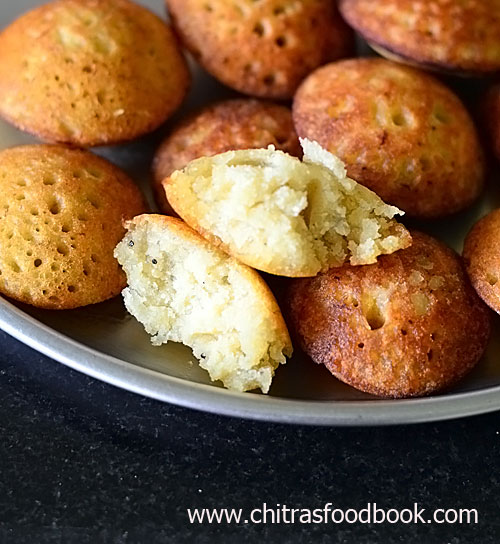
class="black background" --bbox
[1,329,499,543]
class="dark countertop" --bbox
[1,329,499,543]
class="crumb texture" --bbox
[152,98,300,214]
[114,215,292,393]
[166,140,411,277]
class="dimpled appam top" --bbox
[293,58,485,218]
[340,0,500,74]
[286,231,491,398]
[0,145,146,309]
[166,0,353,99]
[0,0,190,146]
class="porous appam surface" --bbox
[286,232,491,398]
[0,145,146,309]
[166,0,353,99]
[464,208,500,315]
[0,0,190,146]
[293,58,485,218]
[340,0,500,74]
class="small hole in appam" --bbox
[87,197,100,209]
[419,156,431,172]
[263,74,275,86]
[253,22,265,36]
[275,36,286,47]
[43,176,56,185]
[61,224,70,233]
[433,107,451,124]
[57,244,68,256]
[362,293,386,330]
[392,112,406,126]
[9,261,20,273]
[34,259,42,267]
[85,168,102,179]
[49,200,61,215]
[487,274,498,286]
[68,285,76,293]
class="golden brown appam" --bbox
[0,0,190,146]
[0,145,146,309]
[463,209,500,315]
[293,58,485,218]
[152,99,301,213]
[286,232,491,398]
[339,0,500,75]
[166,0,353,99]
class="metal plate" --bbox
[0,0,499,425]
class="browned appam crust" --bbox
[293,58,485,218]
[152,98,301,213]
[166,0,354,99]
[340,0,500,75]
[286,232,491,398]
[463,209,500,315]
[0,145,147,309]
[0,0,190,147]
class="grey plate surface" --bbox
[0,0,499,425]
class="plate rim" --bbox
[1,295,500,426]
